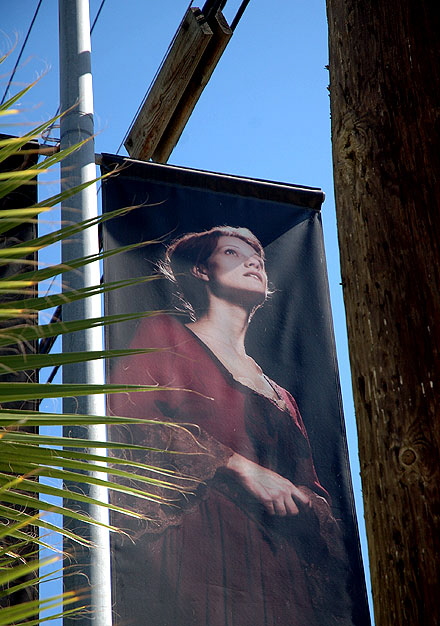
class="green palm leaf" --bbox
[0,71,195,624]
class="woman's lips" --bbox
[244,271,263,282]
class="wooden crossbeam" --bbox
[124,8,232,163]
[152,11,232,163]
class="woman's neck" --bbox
[186,300,287,410]
[187,297,250,356]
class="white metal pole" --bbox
[59,1,111,624]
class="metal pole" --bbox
[59,1,111,625]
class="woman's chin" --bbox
[213,286,267,309]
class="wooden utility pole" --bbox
[326,2,440,625]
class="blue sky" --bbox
[2,0,372,617]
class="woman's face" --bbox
[201,235,268,304]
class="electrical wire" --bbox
[201,0,227,24]
[231,0,251,31]
[91,0,107,35]
[0,0,43,105]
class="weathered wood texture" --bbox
[152,11,232,163]
[326,2,440,625]
[125,8,213,161]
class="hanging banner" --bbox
[101,154,370,626]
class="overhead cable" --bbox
[200,0,250,30]
[231,0,251,31]
[90,0,107,34]
[201,0,227,24]
[0,0,43,105]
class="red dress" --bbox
[108,315,352,626]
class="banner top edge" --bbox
[100,154,325,211]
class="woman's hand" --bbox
[226,452,312,517]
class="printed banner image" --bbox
[101,156,371,626]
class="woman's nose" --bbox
[245,255,262,269]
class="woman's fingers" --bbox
[226,452,312,517]
[257,473,310,517]
[291,484,312,509]
[266,489,302,517]
[279,495,300,517]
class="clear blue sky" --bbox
[2,0,372,618]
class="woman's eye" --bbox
[224,249,237,255]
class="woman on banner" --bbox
[109,226,352,626]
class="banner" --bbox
[101,155,370,626]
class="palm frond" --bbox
[0,71,194,624]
